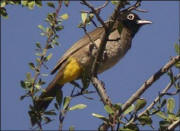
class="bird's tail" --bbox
[35,76,63,111]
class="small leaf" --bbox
[40,97,54,101]
[0,7,8,19]
[69,104,87,111]
[138,114,152,125]
[1,0,6,7]
[26,72,32,80]
[81,12,87,24]
[36,42,42,49]
[168,112,179,121]
[46,53,53,61]
[160,99,167,108]
[35,0,42,7]
[167,98,175,113]
[44,110,56,115]
[47,2,55,8]
[124,123,139,131]
[56,90,63,106]
[20,80,26,88]
[28,1,35,10]
[21,1,28,6]
[92,113,108,122]
[61,13,69,20]
[111,0,119,6]
[175,61,180,68]
[43,116,52,124]
[104,105,114,114]
[135,98,147,112]
[38,24,45,32]
[64,0,69,7]
[155,111,168,120]
[29,62,35,70]
[55,25,64,31]
[159,120,170,130]
[69,126,74,131]
[63,96,71,110]
[174,43,180,55]
[123,104,135,115]
[34,84,41,90]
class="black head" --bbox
[120,12,152,37]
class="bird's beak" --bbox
[137,20,152,25]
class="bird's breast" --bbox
[98,29,132,73]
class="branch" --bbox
[167,119,180,131]
[120,55,180,115]
[126,73,180,126]
[138,73,180,117]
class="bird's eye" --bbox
[127,14,134,20]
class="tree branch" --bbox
[167,119,180,131]
[138,73,180,116]
[121,55,180,115]
[126,73,180,126]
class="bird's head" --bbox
[119,12,152,37]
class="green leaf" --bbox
[46,53,53,61]
[36,42,41,49]
[174,43,180,55]
[56,90,63,106]
[64,0,69,7]
[47,2,55,8]
[92,113,108,122]
[0,7,8,19]
[175,61,180,68]
[63,96,71,110]
[61,13,69,20]
[119,127,136,131]
[135,98,147,112]
[159,120,170,130]
[111,0,119,6]
[27,1,35,10]
[124,123,139,131]
[160,99,167,108]
[34,84,41,90]
[20,80,26,88]
[81,12,87,24]
[35,0,42,7]
[138,114,152,125]
[69,126,74,131]
[26,72,32,80]
[40,97,54,101]
[38,24,45,32]
[69,104,87,111]
[1,0,6,7]
[123,104,135,115]
[167,98,175,113]
[55,25,64,31]
[155,111,168,120]
[104,105,114,114]
[28,62,35,70]
[43,116,52,124]
[44,110,56,115]
[21,1,28,6]
[168,112,179,121]
[113,103,122,111]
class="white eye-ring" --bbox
[127,14,134,20]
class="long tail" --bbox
[36,71,64,111]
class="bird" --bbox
[36,12,152,111]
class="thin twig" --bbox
[138,73,180,117]
[121,55,180,115]
[126,73,180,126]
[167,119,180,131]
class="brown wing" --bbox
[51,27,105,74]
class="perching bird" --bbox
[36,12,152,111]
